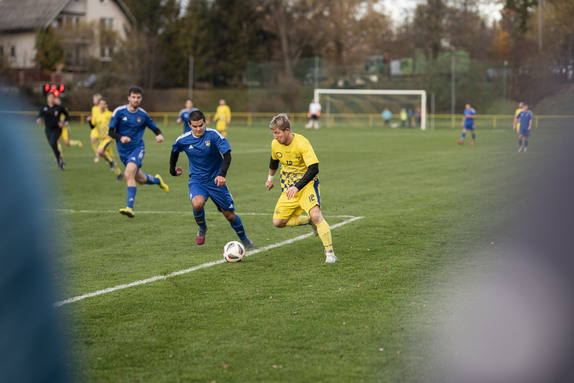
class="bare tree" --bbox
[260,0,324,77]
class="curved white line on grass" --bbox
[49,209,358,218]
[54,216,364,307]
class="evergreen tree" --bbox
[34,27,65,72]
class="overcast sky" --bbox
[179,0,503,25]
[380,0,503,25]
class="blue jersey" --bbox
[172,128,231,182]
[516,110,533,130]
[178,108,198,134]
[109,105,160,155]
[463,108,476,127]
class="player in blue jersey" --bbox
[457,104,476,146]
[176,99,198,134]
[513,103,534,152]
[170,110,255,249]
[108,86,170,218]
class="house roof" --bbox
[0,0,68,31]
[0,0,135,32]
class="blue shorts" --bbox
[189,180,235,212]
[463,124,475,131]
[118,143,145,168]
[519,128,531,137]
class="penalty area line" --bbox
[54,215,364,308]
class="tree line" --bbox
[26,0,574,110]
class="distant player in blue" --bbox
[170,110,255,249]
[458,104,476,146]
[108,86,170,218]
[381,108,392,128]
[514,103,534,152]
[176,99,198,134]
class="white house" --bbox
[0,0,135,72]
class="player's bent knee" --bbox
[273,219,287,228]
[222,210,236,222]
[191,197,206,212]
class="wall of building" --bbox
[0,32,37,68]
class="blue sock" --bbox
[472,133,475,140]
[145,174,160,185]
[127,186,136,208]
[230,214,248,241]
[461,133,466,140]
[193,208,207,229]
[518,139,523,146]
[524,140,528,147]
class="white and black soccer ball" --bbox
[223,241,245,263]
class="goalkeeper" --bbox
[306,99,321,129]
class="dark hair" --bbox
[189,110,206,122]
[99,97,108,103]
[128,86,143,96]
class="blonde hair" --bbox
[269,113,291,131]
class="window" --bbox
[0,46,4,56]
[10,46,15,57]
[100,18,113,31]
[100,46,113,62]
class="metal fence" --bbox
[6,110,574,130]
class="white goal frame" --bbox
[314,88,427,130]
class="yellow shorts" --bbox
[273,180,320,220]
[97,135,114,151]
[90,127,99,140]
[216,121,227,133]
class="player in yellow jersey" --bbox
[55,97,82,155]
[92,97,123,181]
[513,101,523,134]
[265,113,337,263]
[212,99,231,137]
[86,94,102,162]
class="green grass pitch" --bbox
[45,120,550,382]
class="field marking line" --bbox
[54,215,364,308]
[49,209,358,219]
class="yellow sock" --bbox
[91,141,98,154]
[69,139,82,147]
[316,220,333,252]
[57,141,63,158]
[286,215,310,226]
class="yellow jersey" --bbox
[91,105,102,121]
[271,133,319,192]
[514,108,522,130]
[92,108,113,140]
[213,105,231,123]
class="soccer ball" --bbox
[223,241,245,263]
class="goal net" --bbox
[313,89,427,130]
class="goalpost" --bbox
[314,88,428,130]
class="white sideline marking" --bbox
[54,215,363,307]
[50,209,358,219]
